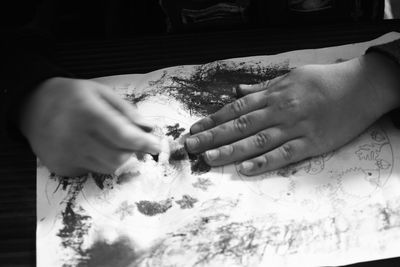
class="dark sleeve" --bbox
[366,39,400,129]
[0,27,72,141]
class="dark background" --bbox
[2,0,400,266]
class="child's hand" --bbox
[185,54,400,176]
[20,77,161,176]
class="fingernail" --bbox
[190,124,202,134]
[233,85,243,98]
[206,149,220,161]
[185,137,199,151]
[240,161,254,173]
[220,145,233,155]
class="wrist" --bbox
[358,52,400,116]
[19,77,66,138]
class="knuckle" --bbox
[254,132,271,149]
[206,130,215,145]
[115,127,131,142]
[230,98,246,116]
[233,115,250,133]
[280,144,294,162]
[207,115,217,128]
[278,99,297,111]
[220,145,234,156]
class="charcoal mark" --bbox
[85,237,141,267]
[166,123,185,140]
[56,176,91,264]
[169,147,188,163]
[162,61,289,116]
[114,201,136,220]
[176,195,198,209]
[124,93,149,105]
[192,177,214,191]
[92,173,114,190]
[53,175,70,192]
[277,167,298,177]
[151,154,159,162]
[334,58,348,63]
[136,199,173,216]
[57,203,91,256]
[189,153,211,175]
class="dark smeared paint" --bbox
[136,199,173,216]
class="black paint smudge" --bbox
[151,154,159,162]
[277,167,298,177]
[50,173,72,192]
[162,61,289,116]
[176,195,198,209]
[85,237,140,267]
[168,147,188,171]
[189,153,211,175]
[166,123,185,140]
[57,204,91,259]
[124,93,149,105]
[92,173,114,190]
[136,199,173,216]
[169,147,188,163]
[55,176,91,265]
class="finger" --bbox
[203,127,300,166]
[237,138,310,176]
[190,90,269,135]
[186,108,279,154]
[98,86,154,132]
[85,137,133,172]
[89,98,161,154]
[234,80,270,97]
[234,75,286,97]
[83,155,118,174]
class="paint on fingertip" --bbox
[240,161,254,173]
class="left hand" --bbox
[185,54,400,176]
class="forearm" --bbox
[0,28,71,140]
[366,39,400,128]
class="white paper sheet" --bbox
[37,32,400,267]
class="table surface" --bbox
[2,20,400,267]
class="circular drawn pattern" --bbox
[235,125,393,210]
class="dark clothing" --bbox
[0,27,70,140]
[368,40,400,128]
[2,34,400,140]
[0,1,399,139]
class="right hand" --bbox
[185,54,400,176]
[20,77,161,176]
